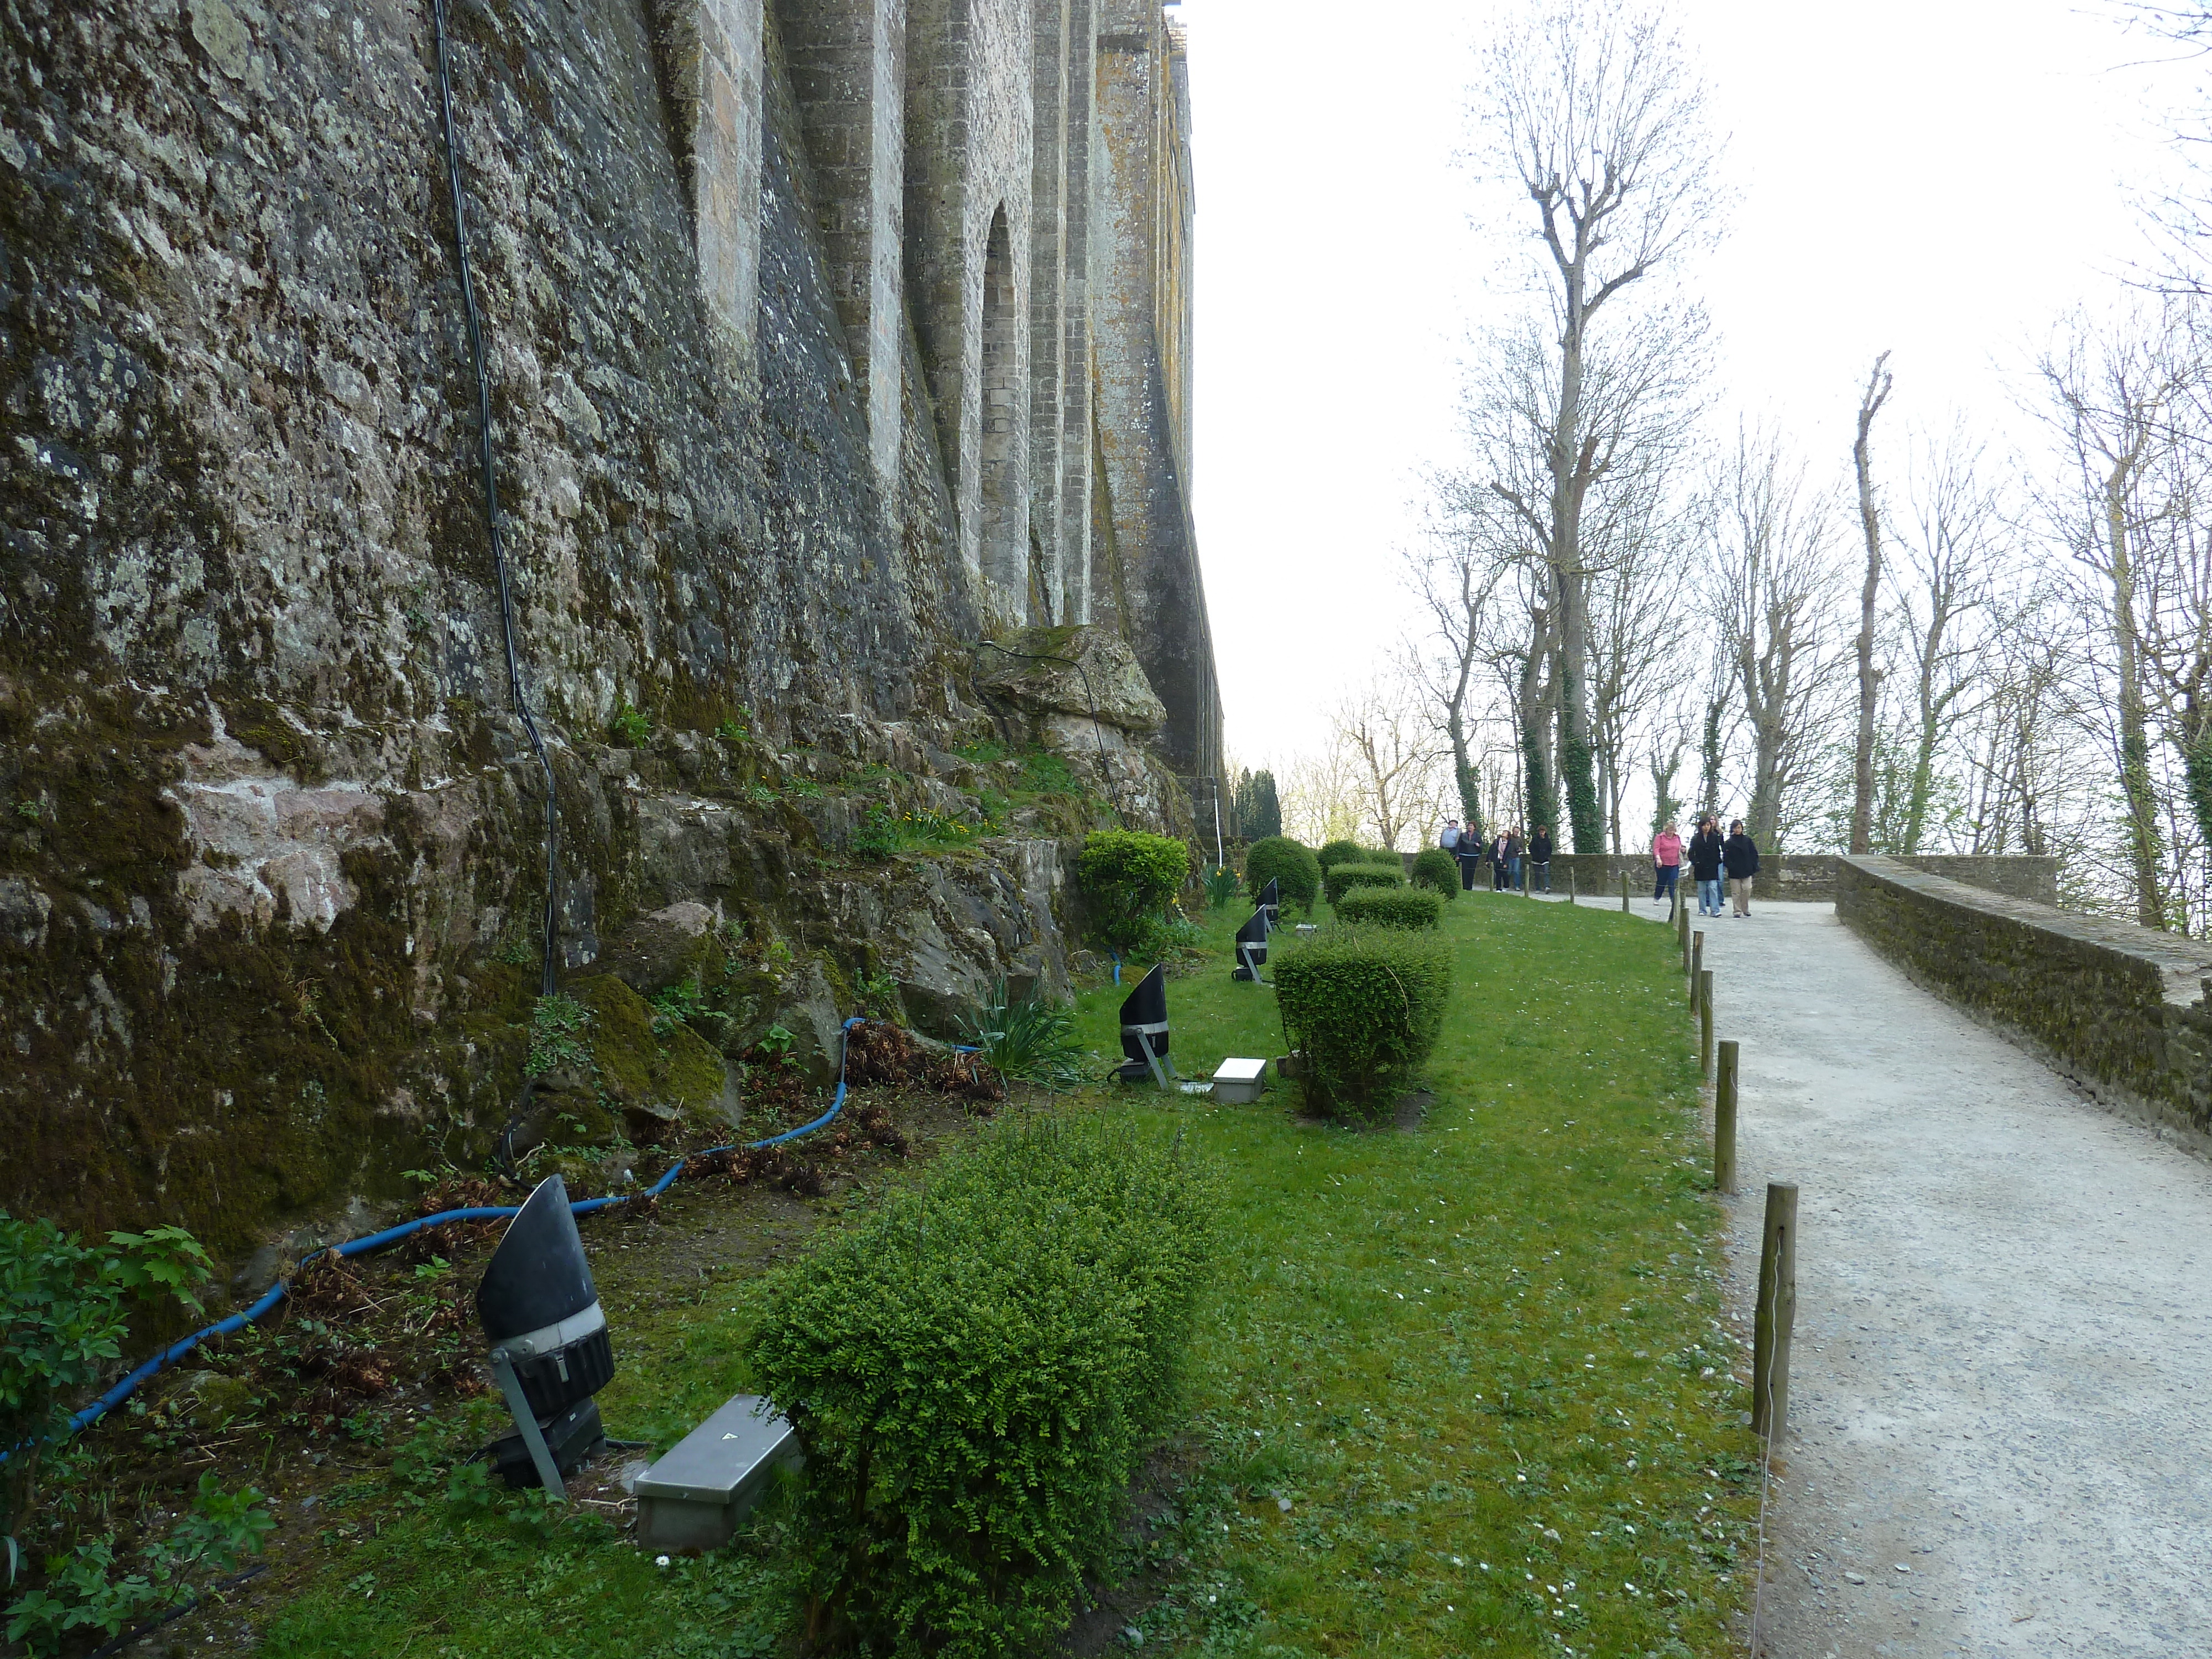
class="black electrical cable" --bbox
[83,1566,268,1659]
[431,0,561,1000]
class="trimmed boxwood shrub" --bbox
[1334,886,1443,930]
[1410,846,1459,899]
[1076,830,1190,951]
[1322,860,1405,907]
[1244,835,1321,912]
[1274,928,1454,1125]
[747,1116,1218,1656]
[1315,838,1366,870]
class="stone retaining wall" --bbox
[1835,855,2212,1155]
[1442,851,2058,906]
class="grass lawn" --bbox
[229,888,1759,1657]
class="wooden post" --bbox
[1620,871,1630,912]
[1698,969,1714,1080]
[1677,891,1691,958]
[1568,866,1577,903]
[1689,930,1704,1003]
[1752,1182,1799,1442]
[1521,858,1529,895]
[1714,1040,1739,1193]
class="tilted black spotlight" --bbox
[1231,907,1270,984]
[1112,963,1175,1089]
[1257,877,1280,932]
[476,1174,615,1497]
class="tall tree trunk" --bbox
[1849,354,1893,855]
[1549,305,1603,854]
[1699,696,1723,819]
[1444,645,1483,846]
[2105,468,2167,927]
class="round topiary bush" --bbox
[1316,839,1366,871]
[1410,847,1459,899]
[1323,860,1405,908]
[1274,928,1453,1125]
[1243,836,1321,912]
[1334,886,1443,930]
[1077,830,1190,951]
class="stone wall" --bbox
[0,0,1217,1255]
[1485,853,2059,905]
[1835,856,2212,1156]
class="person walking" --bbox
[1528,825,1553,894]
[1488,828,1508,891]
[1439,818,1461,857]
[1651,821,1682,906]
[1687,816,1725,918]
[1455,822,1483,891]
[1723,819,1761,917]
[1502,826,1525,893]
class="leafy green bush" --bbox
[1076,831,1189,951]
[1243,836,1320,912]
[6,1474,272,1656]
[747,1117,1218,1657]
[1274,929,1454,1125]
[1322,860,1406,907]
[1334,887,1443,930]
[2,1213,211,1540]
[958,982,1088,1088]
[1410,847,1460,899]
[1315,839,1366,871]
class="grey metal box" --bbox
[1211,1057,1267,1104]
[635,1393,800,1552]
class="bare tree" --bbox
[1848,353,1896,853]
[1329,675,1450,852]
[2033,304,2200,927]
[1587,494,1692,851]
[1405,478,1519,846]
[1889,426,1999,852]
[1713,427,1844,848]
[1476,0,1721,854]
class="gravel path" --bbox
[1652,898,2212,1658]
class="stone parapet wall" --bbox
[1835,855,2212,1155]
[1463,852,2058,905]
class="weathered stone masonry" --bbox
[1836,857,2212,1161]
[0,0,1221,1251]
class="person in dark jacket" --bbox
[1723,820,1761,917]
[1687,816,1726,917]
[1501,827,1525,893]
[1456,823,1484,890]
[1528,826,1553,894]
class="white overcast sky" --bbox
[1176,0,2205,775]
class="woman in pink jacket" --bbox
[1651,822,1683,906]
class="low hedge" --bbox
[1315,839,1366,870]
[1274,928,1454,1125]
[1410,846,1459,899]
[1322,860,1405,907]
[1076,830,1190,951]
[746,1117,1218,1657]
[1244,835,1321,911]
[1334,886,1443,930]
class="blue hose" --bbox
[36,1015,910,1449]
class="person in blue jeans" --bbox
[1687,815,1726,917]
[1528,825,1553,892]
[1502,826,1524,893]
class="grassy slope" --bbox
[256,890,1757,1658]
[1066,891,1759,1657]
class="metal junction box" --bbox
[634,1393,800,1552]
[1211,1057,1267,1104]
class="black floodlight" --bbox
[1257,877,1280,931]
[1113,963,1176,1089]
[1232,908,1270,984]
[476,1174,614,1498]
